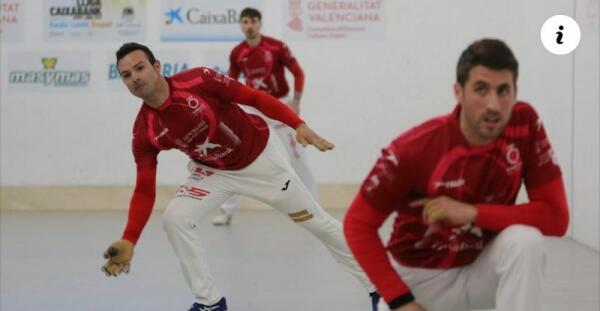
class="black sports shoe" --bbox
[369,291,381,311]
[188,297,227,311]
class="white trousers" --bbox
[162,135,374,305]
[378,225,546,311]
[220,123,318,213]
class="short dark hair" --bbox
[456,38,518,86]
[240,7,261,20]
[116,42,156,69]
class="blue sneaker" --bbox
[369,292,381,311]
[188,297,227,311]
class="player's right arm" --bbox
[102,115,159,277]
[344,141,424,310]
[228,49,241,80]
[281,42,304,114]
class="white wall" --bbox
[1,1,598,248]
[573,0,599,250]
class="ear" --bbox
[453,83,462,103]
[154,60,161,73]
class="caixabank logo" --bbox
[160,0,263,42]
[8,56,91,88]
[163,6,238,25]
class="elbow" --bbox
[343,206,369,244]
[553,214,570,237]
[546,208,570,237]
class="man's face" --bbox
[454,65,517,145]
[117,50,162,99]
[240,16,261,40]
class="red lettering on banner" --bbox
[0,15,17,24]
[1,3,20,13]
[309,12,379,22]
[1,2,19,25]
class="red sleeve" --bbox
[475,177,569,236]
[522,105,562,187]
[344,138,418,307]
[475,105,569,236]
[122,168,157,244]
[121,115,159,244]
[286,59,304,96]
[360,139,415,214]
[234,87,304,128]
[344,193,415,306]
[197,67,304,129]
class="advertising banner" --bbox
[44,0,146,42]
[283,0,385,40]
[161,0,263,42]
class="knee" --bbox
[496,225,546,259]
[162,205,189,232]
[295,211,341,234]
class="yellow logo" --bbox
[41,57,57,70]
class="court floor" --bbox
[1,209,598,311]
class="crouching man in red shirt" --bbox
[344,38,569,311]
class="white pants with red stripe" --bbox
[162,134,374,305]
[377,225,546,311]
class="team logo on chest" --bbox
[504,144,522,173]
[186,95,207,116]
[195,137,222,157]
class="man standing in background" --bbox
[212,7,318,225]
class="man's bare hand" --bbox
[409,196,477,226]
[295,123,334,151]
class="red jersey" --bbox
[229,35,302,99]
[132,67,269,171]
[361,102,562,268]
[121,67,304,244]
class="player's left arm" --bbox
[474,110,569,236]
[235,85,333,151]
[282,43,304,114]
[474,177,569,236]
[409,178,568,237]
[199,67,333,151]
[286,60,304,114]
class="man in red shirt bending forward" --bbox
[100,42,376,311]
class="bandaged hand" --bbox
[102,239,134,277]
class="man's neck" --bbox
[143,77,169,109]
[246,34,262,47]
[458,112,492,146]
